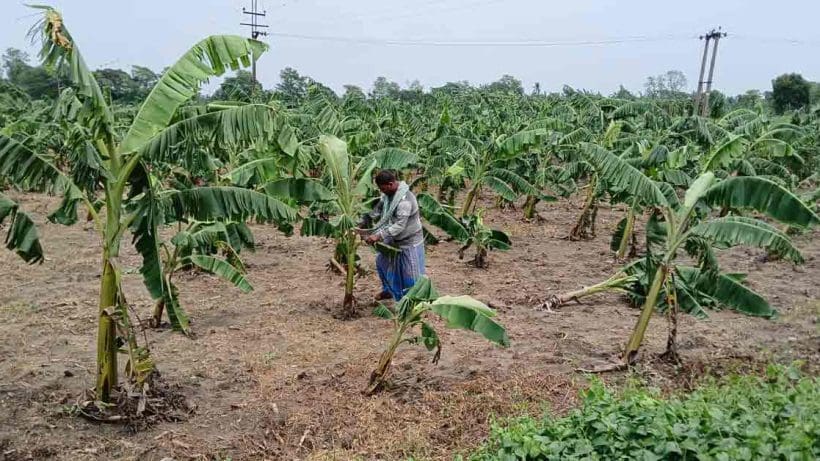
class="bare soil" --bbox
[1,192,817,460]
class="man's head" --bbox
[374,169,399,195]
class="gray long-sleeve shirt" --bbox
[365,190,424,248]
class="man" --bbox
[358,170,426,301]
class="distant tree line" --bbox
[2,46,818,116]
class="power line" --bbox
[367,0,508,24]
[265,32,694,47]
[733,35,820,46]
[270,0,503,28]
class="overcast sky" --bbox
[2,0,819,96]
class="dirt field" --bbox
[1,192,817,460]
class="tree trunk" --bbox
[623,264,668,364]
[589,203,599,238]
[570,176,598,240]
[436,183,447,202]
[523,195,540,220]
[366,325,407,394]
[460,185,478,217]
[341,233,357,319]
[660,274,681,364]
[538,272,633,311]
[96,256,119,402]
[473,246,488,268]
[151,299,164,328]
[615,206,636,259]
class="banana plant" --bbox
[430,128,550,217]
[366,276,509,394]
[0,6,296,403]
[578,143,819,364]
[537,270,638,312]
[271,135,417,318]
[565,120,628,240]
[417,194,511,268]
[148,219,255,330]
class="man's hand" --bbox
[365,233,382,245]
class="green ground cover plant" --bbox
[470,364,818,461]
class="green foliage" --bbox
[121,35,267,153]
[418,194,510,267]
[367,277,509,393]
[212,69,264,102]
[0,193,44,264]
[471,365,819,460]
[0,5,278,403]
[771,73,811,114]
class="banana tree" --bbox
[366,276,509,394]
[564,120,629,240]
[578,143,819,364]
[0,7,296,403]
[430,128,550,217]
[148,218,255,330]
[273,135,417,318]
[537,270,637,312]
[417,193,511,268]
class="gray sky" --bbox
[2,0,819,95]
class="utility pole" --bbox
[240,0,268,83]
[692,33,712,116]
[701,28,727,117]
[693,28,727,117]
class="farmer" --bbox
[357,169,426,301]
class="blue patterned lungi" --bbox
[376,241,426,300]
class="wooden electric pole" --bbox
[240,0,268,82]
[693,28,727,117]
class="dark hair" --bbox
[374,169,398,185]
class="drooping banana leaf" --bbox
[428,296,510,347]
[702,176,820,228]
[264,178,335,203]
[688,216,803,263]
[580,143,668,209]
[0,193,44,264]
[120,36,267,154]
[188,254,253,293]
[162,186,297,224]
[417,193,469,242]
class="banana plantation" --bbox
[0,6,818,460]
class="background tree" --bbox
[213,69,263,102]
[644,70,688,99]
[707,89,727,118]
[94,68,141,103]
[130,65,159,98]
[431,80,472,97]
[398,79,425,102]
[771,73,810,113]
[276,67,309,106]
[730,90,764,110]
[343,84,366,100]
[483,74,524,96]
[1,47,61,99]
[810,82,820,106]
[612,85,636,100]
[371,76,401,99]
